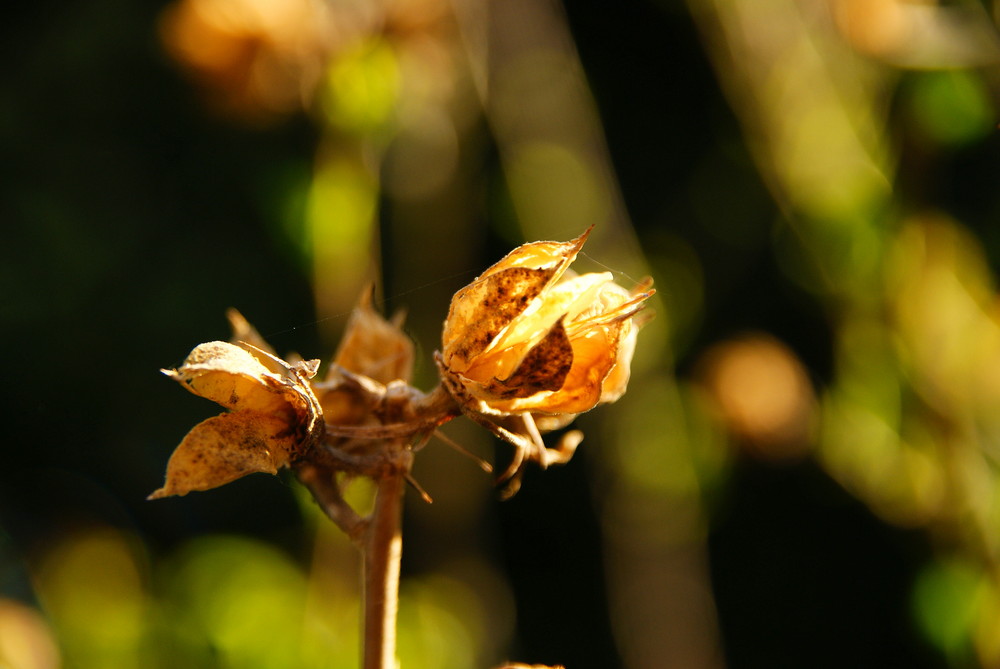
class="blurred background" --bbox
[5,0,1000,667]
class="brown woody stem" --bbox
[364,471,405,669]
[302,383,459,669]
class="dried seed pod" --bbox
[436,228,653,487]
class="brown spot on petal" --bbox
[492,318,573,398]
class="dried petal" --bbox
[498,318,627,415]
[597,319,639,404]
[148,411,296,498]
[461,272,612,384]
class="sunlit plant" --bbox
[151,228,653,669]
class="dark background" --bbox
[3,0,990,667]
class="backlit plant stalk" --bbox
[151,229,653,669]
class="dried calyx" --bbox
[436,227,654,492]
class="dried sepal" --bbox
[150,341,323,498]
[441,233,587,376]
[226,308,277,358]
[306,290,419,445]
[148,412,298,499]
[331,289,414,385]
[315,365,385,429]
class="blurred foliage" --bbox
[7,0,1000,668]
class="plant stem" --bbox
[364,470,405,669]
[295,463,368,545]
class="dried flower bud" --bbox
[437,228,653,419]
[303,289,417,434]
[330,288,414,385]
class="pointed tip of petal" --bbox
[566,226,593,257]
[226,307,248,328]
[359,283,377,308]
